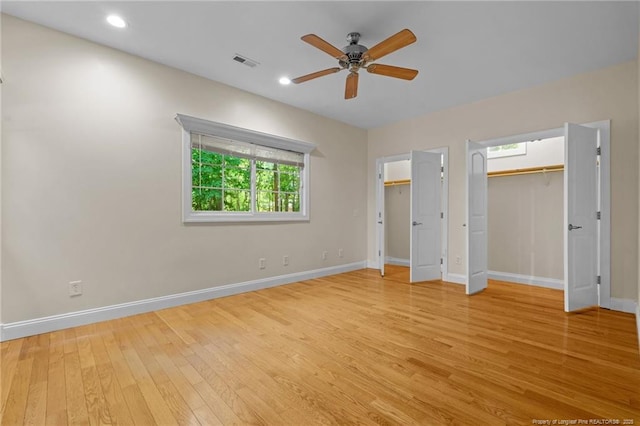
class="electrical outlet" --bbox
[456,256,462,265]
[338,248,343,258]
[259,258,266,269]
[69,280,82,297]
[322,251,328,261]
[283,255,289,266]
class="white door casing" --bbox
[466,141,488,295]
[564,123,599,312]
[376,160,385,277]
[410,151,442,283]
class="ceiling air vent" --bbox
[233,54,259,68]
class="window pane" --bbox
[224,166,250,190]
[224,190,250,211]
[256,161,275,171]
[192,148,223,166]
[256,191,274,212]
[279,193,300,212]
[198,165,222,188]
[192,188,222,211]
[191,162,201,187]
[200,150,223,165]
[279,170,300,191]
[225,155,250,169]
[256,169,275,190]
[279,164,298,174]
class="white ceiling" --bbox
[3,1,638,129]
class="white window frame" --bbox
[176,114,315,223]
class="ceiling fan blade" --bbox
[345,72,359,100]
[363,29,417,62]
[291,67,342,84]
[301,34,347,60]
[367,64,419,80]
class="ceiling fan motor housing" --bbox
[341,33,368,70]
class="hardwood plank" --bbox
[2,335,42,424]
[23,334,49,425]
[76,325,112,425]
[1,266,639,425]
[120,384,156,425]
[45,331,67,426]
[89,328,135,425]
[1,357,34,425]
[0,338,24,419]
[63,329,90,425]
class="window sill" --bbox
[183,212,309,223]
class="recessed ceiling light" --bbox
[279,77,291,85]
[106,15,127,29]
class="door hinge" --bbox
[378,250,381,256]
[440,212,444,219]
[597,275,601,285]
[379,173,382,179]
[596,147,601,156]
[597,211,601,220]
[440,258,443,265]
[441,166,444,173]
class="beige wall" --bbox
[368,60,639,300]
[384,185,410,260]
[488,172,563,280]
[1,15,368,323]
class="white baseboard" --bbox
[488,270,563,290]
[609,297,637,314]
[0,261,367,342]
[366,259,378,269]
[444,273,466,285]
[385,256,409,266]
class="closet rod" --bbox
[488,164,564,178]
[384,179,411,187]
[384,165,563,184]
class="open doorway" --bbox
[466,121,611,311]
[384,159,411,267]
[376,148,449,282]
[487,136,565,289]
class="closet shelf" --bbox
[488,164,564,178]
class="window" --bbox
[176,114,315,222]
[487,142,527,159]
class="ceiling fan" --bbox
[292,29,418,100]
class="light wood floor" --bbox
[2,265,639,425]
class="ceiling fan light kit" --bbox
[292,29,419,100]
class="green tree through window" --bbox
[256,161,300,212]
[191,149,301,213]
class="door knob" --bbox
[412,221,422,226]
[568,224,582,231]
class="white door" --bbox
[564,123,598,312]
[376,161,385,277]
[466,141,488,295]
[410,151,442,283]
